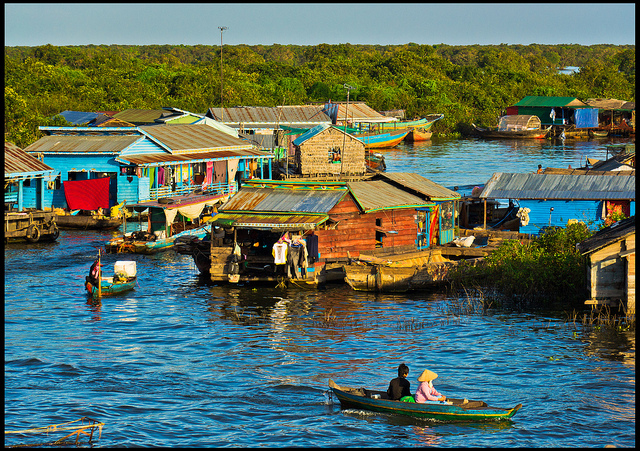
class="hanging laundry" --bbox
[214,160,227,183]
[205,162,214,185]
[306,234,319,263]
[158,166,165,185]
[272,242,288,265]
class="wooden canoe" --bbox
[55,214,122,230]
[85,276,136,299]
[105,224,211,254]
[329,379,522,422]
[354,129,410,149]
[472,124,550,139]
[376,114,444,132]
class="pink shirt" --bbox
[414,381,442,403]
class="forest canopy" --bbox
[4,43,635,148]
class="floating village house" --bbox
[205,105,333,153]
[477,172,636,235]
[583,98,635,137]
[206,172,460,285]
[4,141,58,211]
[22,123,273,210]
[577,216,636,315]
[289,124,366,179]
[506,96,599,137]
[4,142,60,242]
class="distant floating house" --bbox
[4,141,58,211]
[583,98,635,137]
[478,172,636,235]
[23,124,273,209]
[577,216,636,315]
[506,96,599,137]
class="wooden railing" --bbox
[148,182,237,200]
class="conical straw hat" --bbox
[418,369,438,382]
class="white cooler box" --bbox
[114,261,137,277]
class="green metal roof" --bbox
[513,96,587,108]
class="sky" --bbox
[4,3,636,47]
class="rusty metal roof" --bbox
[212,212,329,230]
[332,102,395,123]
[479,172,636,200]
[5,141,55,177]
[220,186,348,213]
[377,172,461,201]
[112,109,166,124]
[117,148,270,166]
[577,216,636,255]
[23,135,140,154]
[347,180,431,212]
[138,124,254,153]
[207,105,331,125]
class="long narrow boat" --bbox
[85,253,137,299]
[343,248,485,292]
[353,129,410,149]
[329,379,522,422]
[106,223,211,254]
[472,124,550,139]
[55,213,122,230]
[105,193,221,254]
[375,114,444,142]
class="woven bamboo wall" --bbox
[296,128,365,176]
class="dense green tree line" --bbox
[5,43,635,148]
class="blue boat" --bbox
[85,253,137,299]
[105,193,220,254]
[329,379,522,422]
[353,129,410,149]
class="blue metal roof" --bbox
[292,124,332,146]
[57,110,100,125]
[480,173,635,201]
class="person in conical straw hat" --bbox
[414,369,447,403]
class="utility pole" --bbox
[218,26,228,121]
[341,84,354,175]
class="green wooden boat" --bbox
[329,379,522,422]
[85,254,137,299]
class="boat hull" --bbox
[329,379,522,422]
[106,225,211,254]
[85,277,136,299]
[354,130,410,149]
[406,128,433,142]
[56,214,122,230]
[473,125,549,139]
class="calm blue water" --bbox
[5,137,635,447]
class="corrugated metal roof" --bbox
[220,186,347,213]
[57,110,100,125]
[480,173,636,200]
[584,98,628,110]
[347,180,431,212]
[332,102,393,122]
[378,172,461,201]
[513,96,587,108]
[23,135,140,154]
[113,109,165,123]
[576,216,636,255]
[207,105,331,125]
[5,141,55,176]
[138,124,254,153]
[212,212,329,230]
[117,148,270,166]
[292,124,332,145]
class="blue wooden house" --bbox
[22,124,274,210]
[479,172,636,235]
[4,141,58,211]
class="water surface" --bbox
[5,137,634,447]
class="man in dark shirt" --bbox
[387,363,411,400]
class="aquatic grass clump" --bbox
[448,223,594,310]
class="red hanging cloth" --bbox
[63,177,111,210]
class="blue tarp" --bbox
[574,108,599,128]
